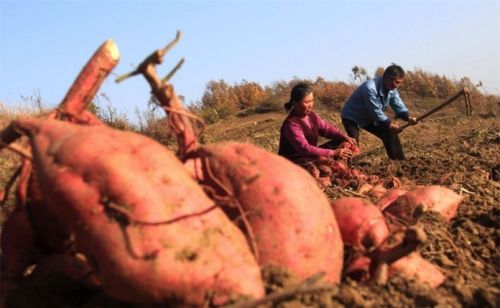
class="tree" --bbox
[201,80,239,119]
[351,65,369,83]
[233,80,266,109]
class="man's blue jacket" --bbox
[341,77,409,128]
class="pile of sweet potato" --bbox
[0,37,463,306]
[331,185,462,287]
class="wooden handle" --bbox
[400,89,466,131]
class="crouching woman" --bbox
[278,83,357,170]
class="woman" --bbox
[278,83,357,164]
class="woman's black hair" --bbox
[284,82,313,112]
[383,64,405,79]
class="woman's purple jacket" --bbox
[278,111,347,161]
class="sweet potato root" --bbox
[330,197,389,250]
[188,142,344,283]
[59,40,120,116]
[1,118,264,305]
[345,226,444,287]
[384,185,462,221]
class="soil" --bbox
[0,103,498,307]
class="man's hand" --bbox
[407,116,418,125]
[389,122,401,133]
[333,148,353,159]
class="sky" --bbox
[1,0,499,119]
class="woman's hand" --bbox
[344,137,357,146]
[333,148,353,159]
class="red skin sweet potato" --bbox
[330,197,389,250]
[128,37,343,283]
[1,162,74,296]
[28,254,100,288]
[59,40,120,116]
[384,185,463,221]
[1,118,264,305]
[0,205,35,300]
[346,252,445,287]
[187,142,344,283]
[128,40,343,283]
[376,188,408,212]
[341,141,361,157]
[389,252,446,288]
[1,40,117,303]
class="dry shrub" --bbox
[193,67,490,123]
[468,92,499,118]
[201,80,239,119]
[313,77,355,111]
[91,94,135,131]
[400,69,439,98]
[136,106,175,147]
[0,102,11,128]
[263,80,292,111]
[0,101,45,214]
[433,75,458,98]
[398,68,472,99]
[234,80,266,109]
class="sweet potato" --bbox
[1,40,117,304]
[127,37,344,283]
[389,252,446,288]
[28,254,100,288]
[346,252,445,287]
[0,205,35,301]
[344,227,444,287]
[330,197,389,250]
[59,39,120,116]
[341,141,361,157]
[1,118,264,305]
[376,188,408,212]
[189,142,344,283]
[384,185,462,221]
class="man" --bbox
[341,64,417,160]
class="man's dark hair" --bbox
[284,82,313,112]
[383,64,405,79]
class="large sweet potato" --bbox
[1,40,117,304]
[384,185,462,221]
[188,142,344,283]
[1,118,264,305]
[126,37,344,283]
[330,197,389,250]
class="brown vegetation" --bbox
[193,67,489,125]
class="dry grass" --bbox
[0,102,45,219]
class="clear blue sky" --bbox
[1,0,499,118]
